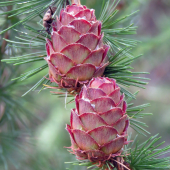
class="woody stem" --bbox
[71,0,81,5]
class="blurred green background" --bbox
[0,0,170,169]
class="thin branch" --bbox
[71,0,81,5]
[113,158,131,170]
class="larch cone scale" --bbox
[45,4,109,93]
[66,77,129,167]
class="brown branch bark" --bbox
[71,0,81,5]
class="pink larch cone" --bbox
[45,4,109,93]
[66,77,129,166]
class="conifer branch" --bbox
[0,1,169,170]
[124,135,170,170]
[1,0,148,98]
